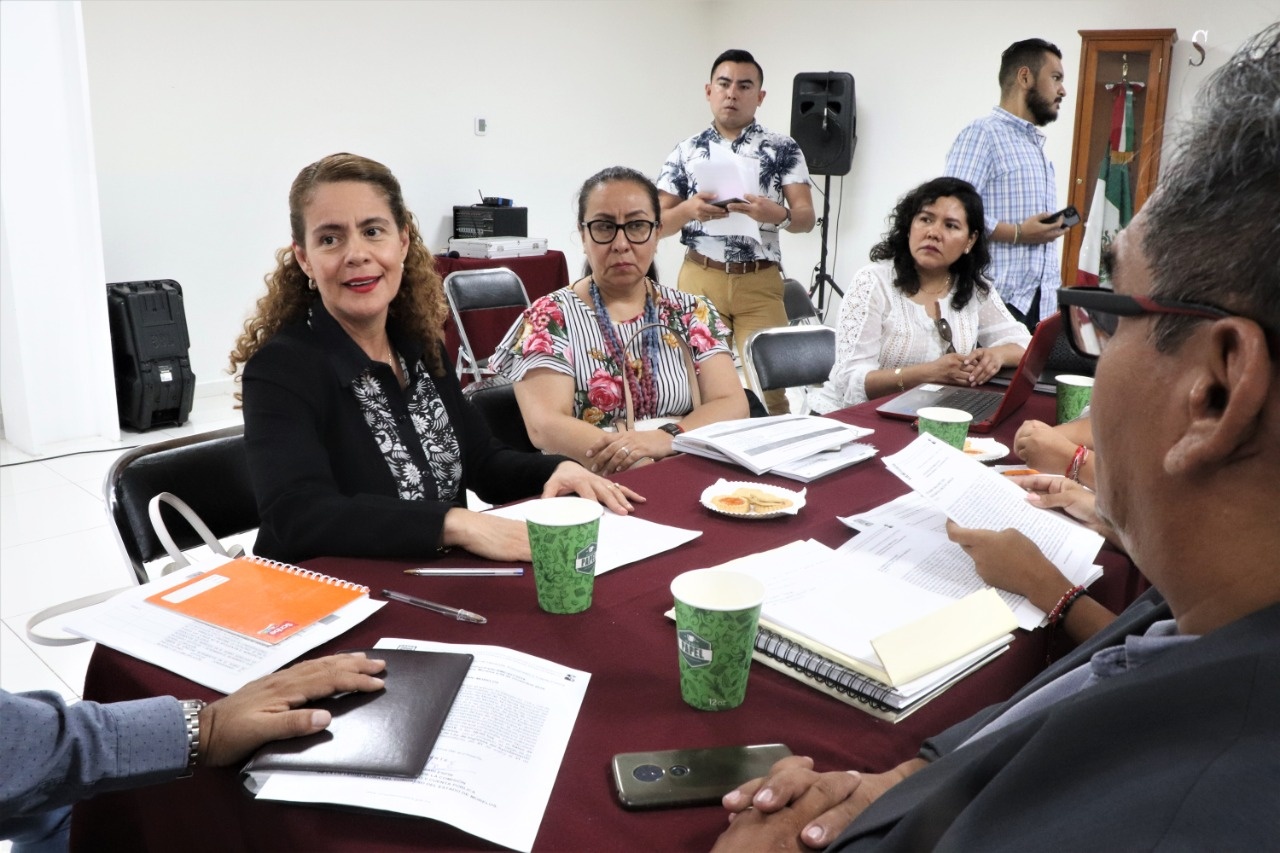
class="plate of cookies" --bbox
[700,480,806,519]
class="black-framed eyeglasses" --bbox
[581,219,657,245]
[1057,285,1237,358]
[935,317,956,354]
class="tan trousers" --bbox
[677,258,791,415]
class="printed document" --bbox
[248,640,589,853]
[61,560,383,694]
[689,145,761,242]
[674,415,870,475]
[882,434,1104,581]
[487,506,701,574]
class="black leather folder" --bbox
[242,648,473,778]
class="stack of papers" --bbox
[702,538,1018,721]
[673,415,874,477]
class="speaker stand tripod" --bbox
[808,174,843,318]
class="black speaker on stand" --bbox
[790,71,856,318]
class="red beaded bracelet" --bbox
[1048,584,1087,624]
[1066,445,1090,483]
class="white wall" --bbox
[717,0,1277,319]
[0,0,118,453]
[72,0,1278,393]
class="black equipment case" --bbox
[106,279,195,430]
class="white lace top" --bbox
[810,260,1032,413]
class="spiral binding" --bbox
[242,555,370,594]
[756,627,897,713]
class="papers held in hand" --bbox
[243,649,472,779]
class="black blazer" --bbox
[243,300,565,564]
[828,590,1280,850]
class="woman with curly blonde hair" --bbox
[231,153,640,565]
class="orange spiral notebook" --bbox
[145,556,369,645]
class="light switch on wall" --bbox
[474,117,487,136]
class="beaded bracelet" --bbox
[1066,445,1090,482]
[1048,584,1086,625]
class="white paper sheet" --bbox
[249,640,589,853]
[487,505,701,574]
[882,434,1104,581]
[61,559,384,694]
[839,491,948,534]
[674,414,868,475]
[689,145,761,242]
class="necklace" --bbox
[919,273,953,296]
[588,279,661,419]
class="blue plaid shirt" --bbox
[945,107,1059,316]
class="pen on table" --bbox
[381,589,487,624]
[404,568,524,577]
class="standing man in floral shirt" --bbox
[657,49,815,415]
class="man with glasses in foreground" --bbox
[713,23,1279,851]
[657,49,815,415]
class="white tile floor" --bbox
[0,391,247,702]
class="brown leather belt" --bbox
[685,249,778,275]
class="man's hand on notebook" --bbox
[200,652,387,767]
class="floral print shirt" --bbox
[490,283,732,428]
[657,120,811,263]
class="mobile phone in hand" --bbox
[1041,205,1081,227]
[710,197,745,208]
[612,744,792,809]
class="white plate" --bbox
[699,479,806,519]
[961,438,1011,463]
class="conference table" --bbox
[74,392,1143,851]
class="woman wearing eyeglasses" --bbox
[810,177,1031,413]
[491,166,748,475]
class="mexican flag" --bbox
[1076,83,1139,285]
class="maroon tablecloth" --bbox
[73,392,1142,852]
[436,251,570,378]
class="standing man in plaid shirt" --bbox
[946,38,1072,329]
[658,49,815,415]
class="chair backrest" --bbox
[103,425,257,583]
[463,376,537,453]
[782,278,819,325]
[444,268,531,382]
[745,325,837,394]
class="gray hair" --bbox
[1142,23,1280,350]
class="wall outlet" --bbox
[474,117,487,136]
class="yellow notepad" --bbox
[146,556,368,644]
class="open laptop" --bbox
[875,313,1061,434]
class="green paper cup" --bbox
[917,406,972,450]
[1056,375,1094,423]
[525,497,604,614]
[670,569,765,711]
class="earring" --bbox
[308,279,317,290]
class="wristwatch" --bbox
[180,698,206,776]
[776,210,792,231]
[658,422,684,437]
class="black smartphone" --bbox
[710,197,745,208]
[1041,205,1081,227]
[612,744,792,809]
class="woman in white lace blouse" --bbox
[810,177,1031,413]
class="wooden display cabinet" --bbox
[1062,29,1177,286]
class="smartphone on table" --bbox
[1041,205,1081,227]
[612,743,792,809]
